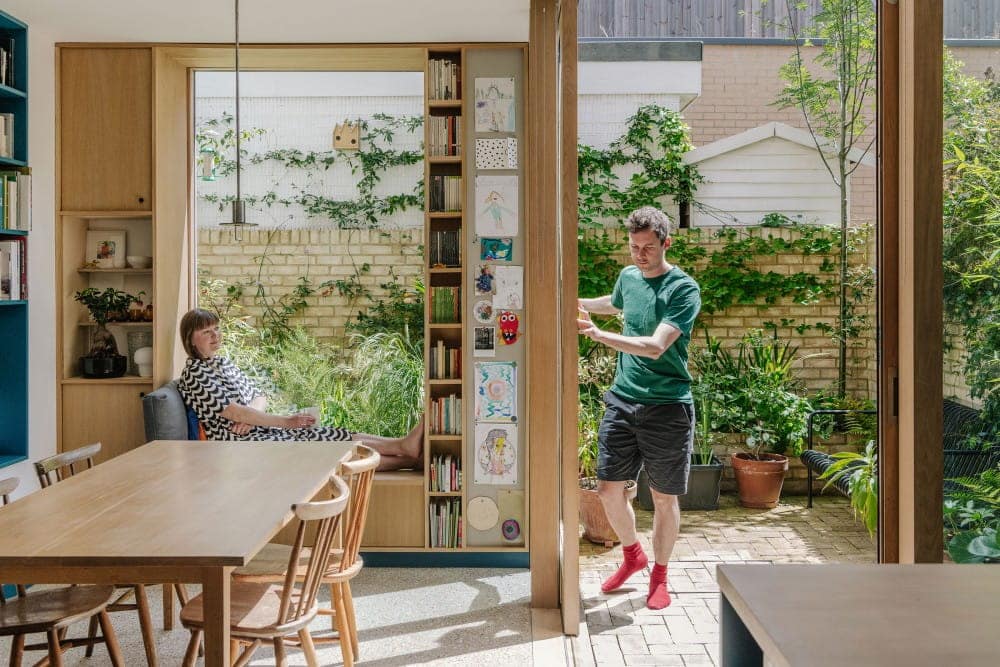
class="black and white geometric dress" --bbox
[177,356,352,442]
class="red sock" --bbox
[647,563,671,609]
[600,542,648,593]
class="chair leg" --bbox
[272,637,287,667]
[329,582,338,633]
[99,610,126,667]
[298,629,319,667]
[45,629,63,667]
[85,614,99,657]
[174,583,190,606]
[162,584,174,631]
[332,583,354,667]
[343,582,359,657]
[182,630,202,667]
[8,632,24,667]
[133,584,158,666]
[230,639,240,667]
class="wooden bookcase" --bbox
[56,47,155,465]
[0,9,29,469]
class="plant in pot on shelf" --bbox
[578,354,636,547]
[74,287,140,379]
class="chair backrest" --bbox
[336,444,380,574]
[34,442,102,488]
[0,476,17,506]
[278,475,350,626]
[0,477,26,601]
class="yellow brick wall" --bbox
[197,228,423,343]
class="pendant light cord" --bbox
[234,0,241,204]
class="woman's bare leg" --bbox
[351,417,423,470]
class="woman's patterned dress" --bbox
[177,356,351,441]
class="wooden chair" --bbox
[0,476,125,667]
[180,475,351,667]
[34,443,160,666]
[233,445,380,666]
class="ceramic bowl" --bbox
[127,255,152,269]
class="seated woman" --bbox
[177,308,422,471]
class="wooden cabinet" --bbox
[61,383,148,464]
[57,46,156,459]
[59,48,152,211]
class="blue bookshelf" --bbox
[0,9,27,469]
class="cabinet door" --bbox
[59,48,153,211]
[61,384,149,464]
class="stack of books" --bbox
[429,340,461,379]
[428,229,460,267]
[428,59,460,100]
[428,115,461,156]
[428,175,461,212]
[429,498,462,547]
[429,454,462,492]
[430,286,460,323]
[0,168,30,230]
[430,394,462,435]
[0,235,26,300]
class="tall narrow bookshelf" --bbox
[0,9,30,469]
[418,46,528,559]
[425,47,466,550]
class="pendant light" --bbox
[219,0,257,241]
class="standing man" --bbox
[578,206,701,609]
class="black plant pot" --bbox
[679,455,724,511]
[80,355,128,379]
[636,457,724,511]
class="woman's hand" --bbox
[284,413,317,430]
[230,421,253,436]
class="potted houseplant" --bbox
[678,388,725,511]
[74,287,140,378]
[697,331,812,508]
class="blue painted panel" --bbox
[0,305,28,460]
[361,551,530,568]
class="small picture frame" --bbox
[85,229,126,269]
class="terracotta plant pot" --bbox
[578,477,637,547]
[731,452,789,509]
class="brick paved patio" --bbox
[575,494,876,666]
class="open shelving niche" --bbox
[0,9,29,469]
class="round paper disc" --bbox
[467,496,500,531]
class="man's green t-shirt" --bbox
[610,265,701,404]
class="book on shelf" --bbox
[428,175,461,212]
[0,33,14,89]
[429,340,461,379]
[0,235,26,300]
[430,394,462,435]
[428,498,462,548]
[428,58,460,101]
[0,113,13,159]
[0,168,31,231]
[430,286,460,323]
[428,229,460,267]
[428,116,461,157]
[429,453,462,492]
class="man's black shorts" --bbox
[597,390,695,495]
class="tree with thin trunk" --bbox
[771,0,876,397]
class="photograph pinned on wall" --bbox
[85,230,127,269]
[474,326,496,358]
[473,299,495,324]
[480,237,513,262]
[475,264,495,296]
[475,175,518,237]
[474,77,516,133]
[475,361,517,422]
[474,422,518,485]
[496,310,521,346]
[492,265,523,309]
[475,137,518,170]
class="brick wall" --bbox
[197,228,423,343]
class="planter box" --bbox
[635,455,723,511]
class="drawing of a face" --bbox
[498,310,519,345]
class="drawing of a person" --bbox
[480,191,514,233]
[479,428,515,476]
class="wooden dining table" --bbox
[0,439,355,667]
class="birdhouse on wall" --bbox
[333,121,360,150]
